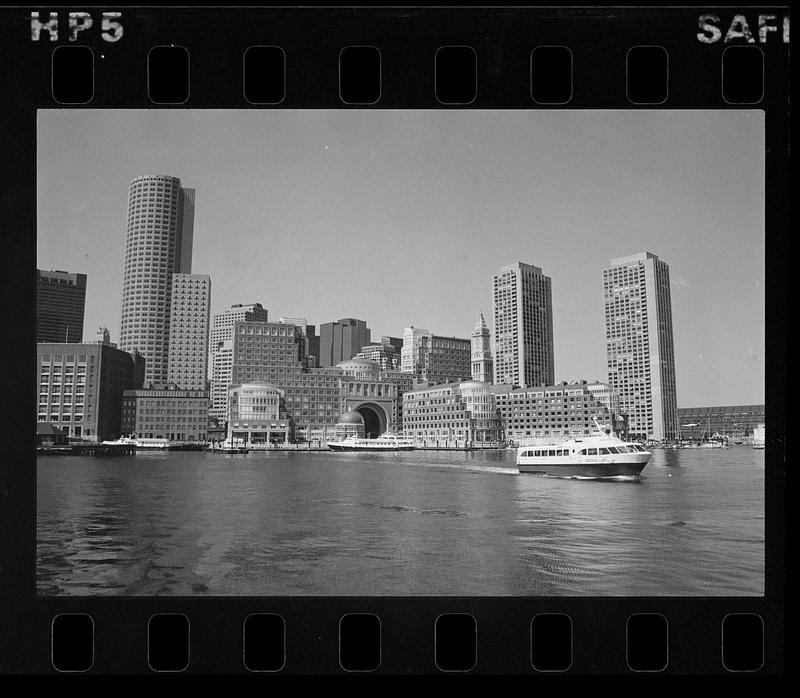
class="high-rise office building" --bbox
[319,318,371,366]
[118,175,195,387]
[382,336,404,355]
[400,327,472,385]
[208,303,269,379]
[207,305,268,420]
[36,269,87,343]
[279,317,319,367]
[167,273,211,390]
[492,262,555,388]
[603,252,678,442]
[471,312,494,383]
[356,339,401,371]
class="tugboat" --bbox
[515,420,651,478]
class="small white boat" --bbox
[101,435,138,446]
[327,433,415,451]
[515,420,651,478]
[752,424,765,449]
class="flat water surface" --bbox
[36,447,764,596]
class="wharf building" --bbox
[677,404,765,441]
[603,252,678,442]
[167,273,211,390]
[216,320,410,442]
[402,380,503,445]
[36,269,87,343]
[226,381,291,444]
[118,175,195,387]
[491,381,625,443]
[318,318,371,366]
[332,411,367,440]
[37,338,145,441]
[492,262,555,389]
[121,383,209,442]
[471,312,494,383]
[400,326,472,385]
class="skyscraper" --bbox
[208,303,269,420]
[603,252,678,442]
[36,269,87,343]
[209,303,269,377]
[119,175,195,386]
[319,318,371,366]
[167,273,211,390]
[471,312,494,383]
[400,326,472,385]
[492,262,554,388]
[279,317,319,367]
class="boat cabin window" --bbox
[634,445,647,452]
[587,448,598,456]
[599,448,611,455]
[548,450,556,457]
[578,449,586,455]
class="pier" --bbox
[37,443,137,456]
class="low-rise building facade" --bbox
[402,380,503,445]
[227,381,291,444]
[676,404,765,441]
[37,341,145,441]
[121,383,209,442]
[492,380,625,442]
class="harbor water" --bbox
[36,447,764,596]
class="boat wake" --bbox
[558,474,642,482]
[423,462,519,476]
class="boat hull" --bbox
[327,443,415,451]
[517,458,649,478]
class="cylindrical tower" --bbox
[119,175,195,386]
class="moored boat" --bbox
[101,436,170,449]
[752,424,765,449]
[515,420,651,478]
[101,435,138,446]
[327,433,415,451]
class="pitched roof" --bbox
[37,422,66,436]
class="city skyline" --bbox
[37,109,765,407]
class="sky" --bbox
[37,109,765,408]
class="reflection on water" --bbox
[36,447,765,596]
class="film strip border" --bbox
[7,8,791,107]
[0,6,787,675]
[31,600,779,674]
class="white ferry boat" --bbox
[101,435,138,446]
[101,436,170,450]
[516,421,651,478]
[327,433,415,451]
